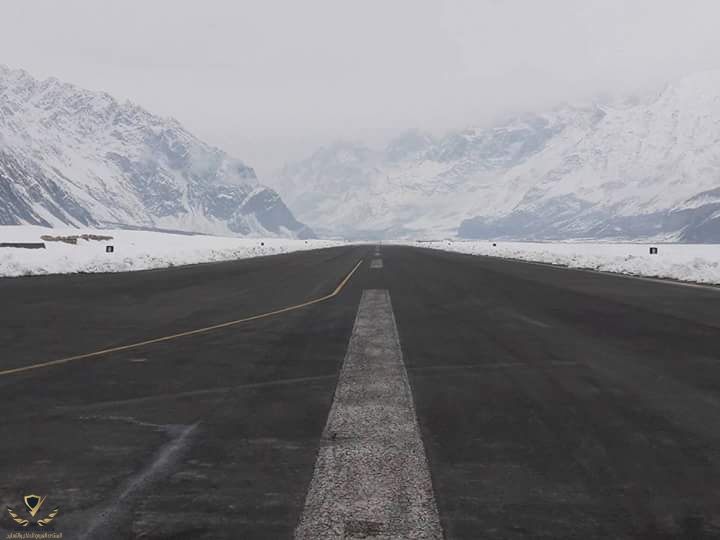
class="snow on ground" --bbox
[402,240,720,285]
[0,226,344,277]
[4,226,720,285]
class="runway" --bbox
[2,245,719,538]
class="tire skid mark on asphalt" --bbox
[78,414,185,433]
[0,258,364,379]
[54,374,337,414]
[295,289,443,540]
[510,313,552,328]
[80,422,198,540]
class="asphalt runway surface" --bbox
[1,245,720,539]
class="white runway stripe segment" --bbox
[295,290,442,540]
[370,258,384,269]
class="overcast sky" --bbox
[2,0,720,176]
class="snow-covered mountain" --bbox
[272,71,720,241]
[0,66,313,238]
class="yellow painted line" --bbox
[0,259,364,378]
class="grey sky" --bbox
[2,0,720,176]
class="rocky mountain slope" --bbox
[272,71,720,241]
[0,65,313,238]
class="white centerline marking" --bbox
[295,290,442,539]
[370,258,384,269]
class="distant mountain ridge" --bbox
[0,65,313,238]
[272,71,720,241]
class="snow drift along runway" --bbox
[401,240,720,285]
[0,225,344,277]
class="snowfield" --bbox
[402,241,720,285]
[0,226,343,277]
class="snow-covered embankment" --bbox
[0,226,343,277]
[405,241,720,285]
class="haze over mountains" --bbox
[2,65,720,243]
[272,71,720,242]
[0,65,313,238]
